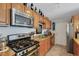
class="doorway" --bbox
[55,22,67,46]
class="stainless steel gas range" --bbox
[7,33,39,56]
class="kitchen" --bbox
[0,3,79,56]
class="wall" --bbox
[0,26,35,37]
[51,19,67,46]
[55,22,67,46]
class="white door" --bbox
[55,22,67,46]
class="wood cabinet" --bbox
[50,35,55,47]
[72,16,79,32]
[33,12,40,29]
[0,3,51,28]
[6,3,11,25]
[71,16,79,38]
[38,36,54,56]
[24,6,33,16]
[38,40,46,56]
[47,37,51,50]
[73,40,79,56]
[0,3,11,25]
[0,4,6,24]
[43,17,51,29]
[12,3,24,12]
[38,38,48,56]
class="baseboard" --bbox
[55,44,67,48]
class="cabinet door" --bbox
[73,41,79,56]
[45,38,48,53]
[49,20,51,29]
[48,37,51,50]
[43,18,46,29]
[43,17,50,29]
[72,16,79,31]
[46,19,51,29]
[24,6,33,16]
[51,36,55,47]
[6,3,11,25]
[0,3,11,25]
[72,16,79,38]
[38,40,45,56]
[0,4,7,25]
[73,41,76,55]
[12,3,24,12]
[75,43,79,55]
[33,12,40,29]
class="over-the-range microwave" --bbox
[11,8,34,28]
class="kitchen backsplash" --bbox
[0,26,36,37]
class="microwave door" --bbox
[26,18,31,25]
[11,8,33,27]
[26,18,33,27]
[12,14,27,26]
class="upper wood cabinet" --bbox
[33,12,40,29]
[0,3,51,28]
[24,6,33,16]
[12,3,24,12]
[72,16,79,32]
[71,16,79,38]
[0,3,11,25]
[43,17,51,29]
[6,3,11,25]
[0,4,7,24]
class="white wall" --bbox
[55,22,67,46]
[0,26,35,37]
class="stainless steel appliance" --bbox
[36,23,42,34]
[7,33,39,56]
[66,23,74,53]
[11,8,34,27]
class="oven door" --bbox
[27,49,39,56]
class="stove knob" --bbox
[22,51,25,55]
[26,50,28,53]
[17,53,20,56]
[24,50,26,53]
[20,52,23,56]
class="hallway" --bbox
[46,45,73,56]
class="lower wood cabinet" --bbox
[38,36,54,56]
[38,40,45,56]
[73,40,79,56]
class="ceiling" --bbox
[33,3,79,22]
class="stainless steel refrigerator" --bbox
[66,23,74,53]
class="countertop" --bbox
[0,47,15,56]
[73,38,79,45]
[33,34,54,42]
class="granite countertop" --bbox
[0,47,15,56]
[33,34,54,42]
[74,38,79,45]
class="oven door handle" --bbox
[27,48,39,56]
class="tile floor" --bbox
[46,45,73,56]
